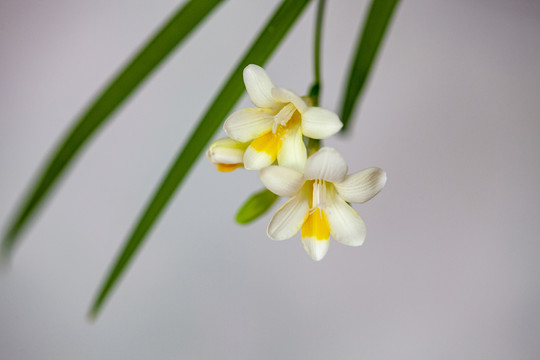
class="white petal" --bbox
[259,165,305,197]
[243,144,275,170]
[277,126,307,173]
[206,138,245,164]
[335,168,387,204]
[326,187,366,246]
[271,87,308,113]
[224,108,274,142]
[243,64,279,108]
[267,191,309,241]
[302,237,330,261]
[304,147,348,183]
[301,107,343,139]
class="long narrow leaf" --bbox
[2,0,224,256]
[89,0,312,318]
[339,0,400,132]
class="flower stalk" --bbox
[309,0,326,107]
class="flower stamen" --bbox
[310,179,327,213]
[272,103,297,133]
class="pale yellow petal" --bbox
[301,107,343,139]
[277,125,307,173]
[271,87,308,113]
[302,236,330,261]
[243,132,279,170]
[335,168,386,204]
[224,108,274,142]
[206,138,246,165]
[304,147,348,183]
[243,64,279,108]
[326,187,366,247]
[259,165,305,197]
[267,191,309,241]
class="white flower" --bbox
[259,147,386,261]
[206,137,248,172]
[223,64,343,173]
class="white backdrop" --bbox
[1,0,539,359]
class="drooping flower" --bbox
[206,137,248,172]
[259,147,386,261]
[223,64,343,173]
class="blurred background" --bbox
[1,0,539,359]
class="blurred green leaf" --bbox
[236,189,279,225]
[89,0,312,319]
[339,0,400,132]
[2,0,224,256]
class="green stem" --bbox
[307,138,321,155]
[308,0,325,106]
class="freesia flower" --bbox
[223,64,343,172]
[259,147,386,261]
[206,137,248,172]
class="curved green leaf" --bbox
[236,189,279,225]
[2,0,224,256]
[339,0,400,132]
[89,0,312,319]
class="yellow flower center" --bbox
[301,180,331,241]
[250,105,300,157]
[301,208,330,241]
[272,103,297,133]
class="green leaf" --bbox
[1,0,224,256]
[339,0,400,132]
[236,189,279,225]
[89,0,312,319]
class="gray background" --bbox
[1,0,539,359]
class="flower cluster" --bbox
[207,64,386,261]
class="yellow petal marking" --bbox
[250,131,280,159]
[249,109,302,159]
[216,163,243,172]
[301,208,330,241]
